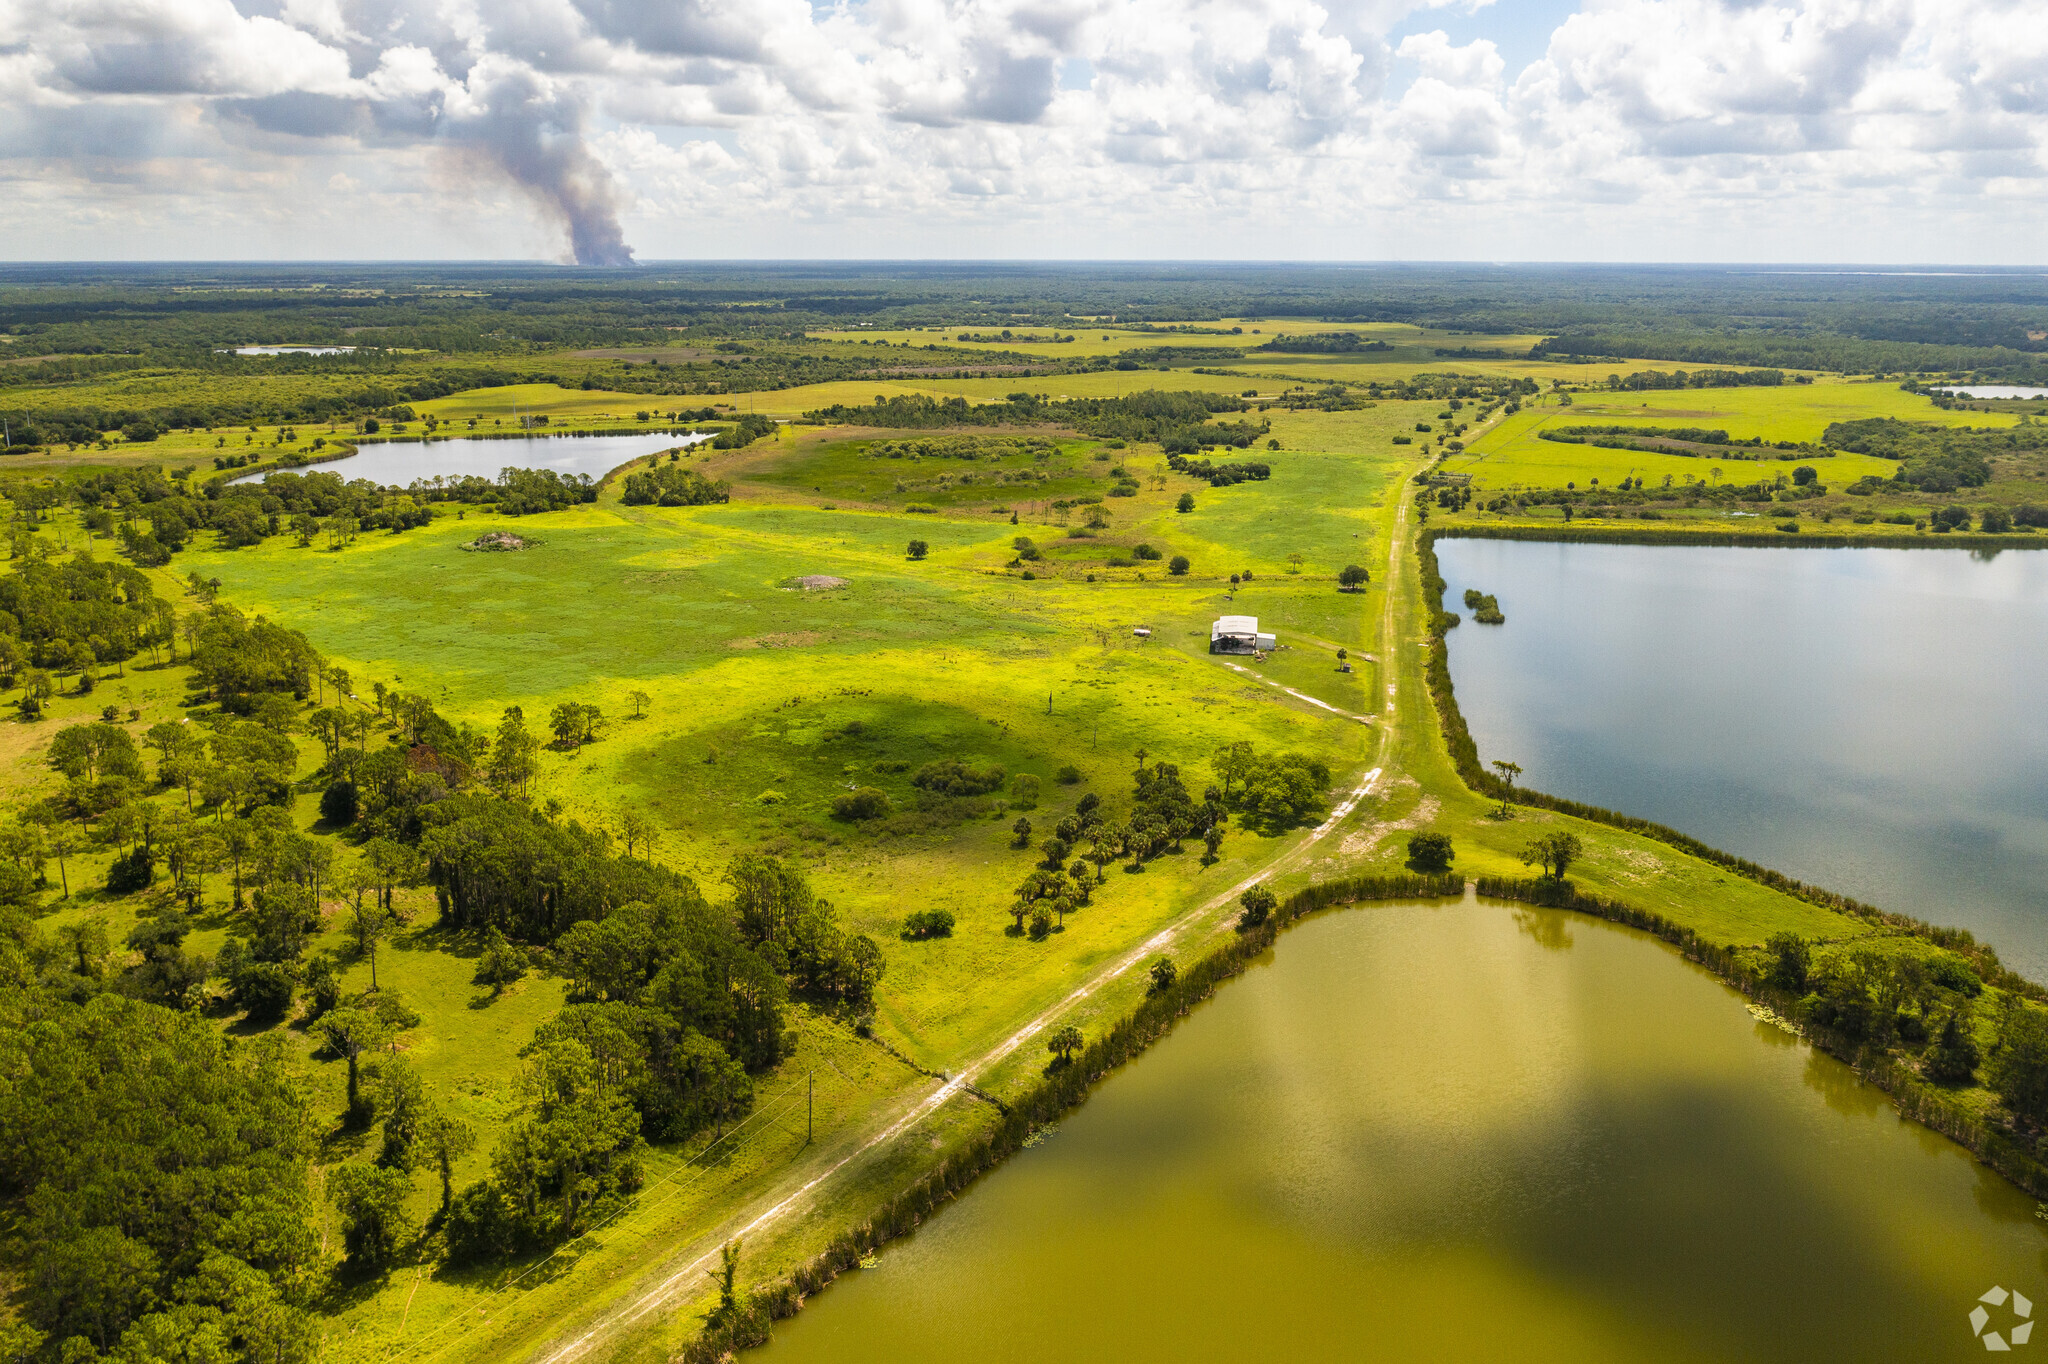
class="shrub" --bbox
[306,956,342,1015]
[1147,956,1178,995]
[1009,774,1040,809]
[912,759,1006,797]
[1931,504,1971,532]
[1055,764,1081,785]
[1176,493,1195,513]
[1765,932,1810,991]
[320,778,358,825]
[105,845,155,894]
[474,928,527,988]
[1132,543,1162,560]
[1238,883,1276,929]
[227,958,296,1022]
[1406,831,1454,872]
[832,787,893,821]
[1980,506,2013,533]
[1167,555,1190,575]
[902,908,955,940]
[906,539,929,559]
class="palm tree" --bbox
[1047,1024,1083,1066]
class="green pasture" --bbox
[1439,383,2005,490]
[1548,381,2006,442]
[738,432,1119,509]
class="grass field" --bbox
[12,344,2019,1364]
[1440,382,2017,491]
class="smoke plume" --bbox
[454,64,635,267]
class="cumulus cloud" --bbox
[0,0,2043,260]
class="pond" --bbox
[762,901,2044,1363]
[1436,538,2048,979]
[1933,387,2048,400]
[231,430,713,489]
[230,345,355,356]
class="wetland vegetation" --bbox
[2,263,2047,1364]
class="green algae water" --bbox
[761,900,2045,1363]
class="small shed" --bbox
[1210,614,1277,654]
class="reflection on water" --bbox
[763,902,2045,1364]
[1437,539,2048,979]
[231,430,713,489]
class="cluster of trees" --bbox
[911,758,1008,797]
[51,461,603,571]
[1765,933,1993,1076]
[1462,589,1504,624]
[0,553,171,702]
[1251,333,1390,354]
[1009,761,1232,939]
[868,435,1060,462]
[1594,368,1793,390]
[1359,374,1536,405]
[1211,742,1332,830]
[0,995,318,1362]
[619,464,731,507]
[1826,418,2048,496]
[801,390,1255,446]
[711,413,778,449]
[1165,453,1271,485]
[1538,424,1824,461]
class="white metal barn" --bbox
[1210,615,1276,654]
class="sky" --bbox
[1,0,2045,264]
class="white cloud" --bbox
[0,0,2041,260]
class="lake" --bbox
[1437,538,2048,979]
[1934,387,2048,400]
[763,900,2044,1363]
[230,345,355,356]
[232,430,713,489]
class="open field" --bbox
[1441,382,2021,491]
[112,374,1893,1363]
[8,266,2048,1364]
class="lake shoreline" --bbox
[1419,525,2048,1199]
[220,427,717,490]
